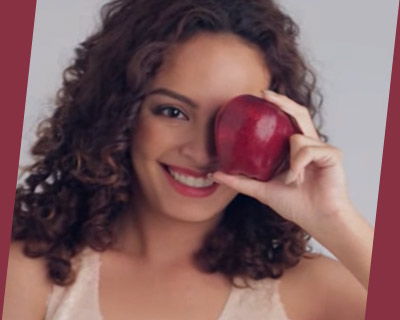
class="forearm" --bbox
[310,209,374,290]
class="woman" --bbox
[4,0,373,319]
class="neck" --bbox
[114,201,223,266]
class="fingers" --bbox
[261,90,327,185]
[212,135,341,190]
[289,133,322,155]
[262,90,319,140]
[287,143,343,184]
[285,134,320,184]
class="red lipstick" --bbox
[161,164,218,198]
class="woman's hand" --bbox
[212,90,374,289]
[212,90,354,233]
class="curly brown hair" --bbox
[13,0,324,286]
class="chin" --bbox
[163,206,223,224]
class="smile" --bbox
[168,169,214,188]
[161,163,219,198]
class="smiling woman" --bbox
[131,33,270,221]
[4,0,372,320]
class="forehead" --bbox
[150,33,271,106]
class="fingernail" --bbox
[285,170,297,184]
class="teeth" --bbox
[169,169,214,188]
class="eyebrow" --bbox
[147,88,198,109]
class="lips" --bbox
[160,163,218,198]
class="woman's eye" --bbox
[154,106,188,120]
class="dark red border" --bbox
[0,1,399,319]
[365,3,400,319]
[0,0,37,316]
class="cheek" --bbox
[132,118,178,159]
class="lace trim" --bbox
[46,249,291,320]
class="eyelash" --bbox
[153,105,188,120]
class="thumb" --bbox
[210,171,268,201]
[211,171,298,206]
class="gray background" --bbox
[20,0,399,256]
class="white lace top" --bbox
[45,249,291,320]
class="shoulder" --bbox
[3,242,53,320]
[278,253,367,320]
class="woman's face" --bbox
[131,32,271,223]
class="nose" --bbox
[180,118,219,171]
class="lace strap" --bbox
[218,278,291,320]
[45,248,103,320]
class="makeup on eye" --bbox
[151,105,189,120]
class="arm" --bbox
[280,254,367,320]
[211,90,373,291]
[312,208,373,290]
[2,242,52,320]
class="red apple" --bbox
[215,94,298,181]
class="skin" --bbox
[3,32,371,320]
[213,90,374,290]
[119,32,270,259]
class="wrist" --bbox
[310,206,363,242]
[309,208,374,289]
[300,203,358,237]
